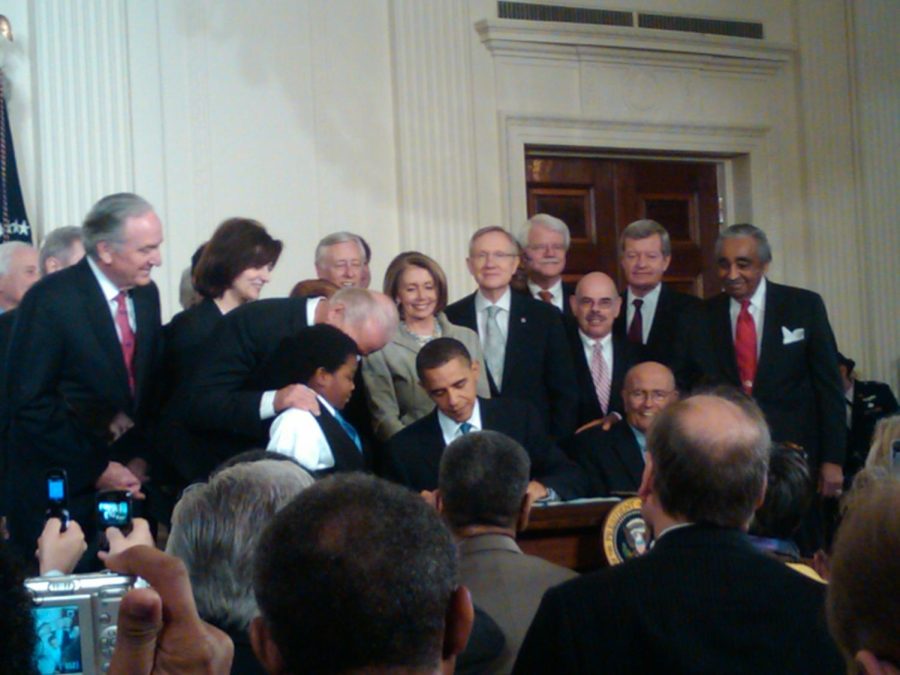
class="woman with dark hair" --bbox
[361,251,489,441]
[260,324,367,475]
[163,218,282,390]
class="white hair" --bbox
[518,213,570,249]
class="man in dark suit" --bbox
[838,352,898,482]
[445,226,578,439]
[5,193,164,565]
[517,214,575,317]
[566,272,638,429]
[613,219,699,367]
[674,224,846,502]
[573,362,677,496]
[163,288,398,483]
[514,393,844,674]
[438,430,578,673]
[384,338,587,502]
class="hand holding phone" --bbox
[96,490,133,552]
[45,468,70,532]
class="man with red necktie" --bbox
[673,224,845,551]
[5,193,164,569]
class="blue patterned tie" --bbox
[459,422,473,436]
[334,410,362,452]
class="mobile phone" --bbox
[45,468,70,532]
[95,490,133,548]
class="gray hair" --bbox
[715,223,773,264]
[0,241,33,276]
[468,225,519,255]
[82,193,154,258]
[439,430,531,530]
[165,459,315,631]
[619,219,672,257]
[39,226,83,274]
[519,213,570,249]
[332,287,398,339]
[315,231,367,267]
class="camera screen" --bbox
[47,478,65,501]
[32,605,83,674]
[97,500,130,527]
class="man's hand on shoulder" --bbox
[274,384,321,416]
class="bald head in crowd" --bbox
[0,241,39,311]
[570,272,621,341]
[251,474,473,675]
[315,286,399,355]
[623,362,678,436]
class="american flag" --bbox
[0,77,30,243]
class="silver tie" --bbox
[484,305,505,391]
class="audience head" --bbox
[864,414,900,472]
[211,448,306,477]
[519,214,570,288]
[466,226,520,299]
[314,232,370,289]
[439,430,532,533]
[0,241,39,310]
[622,362,678,435]
[252,474,472,675]
[570,272,621,340]
[166,459,315,632]
[322,287,398,355]
[715,223,771,302]
[83,192,162,289]
[416,338,479,424]
[0,544,36,674]
[750,443,812,540]
[827,477,900,674]
[382,251,448,321]
[261,324,360,410]
[619,219,672,296]
[193,218,282,305]
[39,226,85,275]
[640,392,771,533]
[289,277,340,299]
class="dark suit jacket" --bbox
[161,297,223,401]
[513,525,844,674]
[672,281,845,468]
[312,406,368,476]
[572,420,644,496]
[383,397,588,499]
[565,320,636,427]
[516,280,576,318]
[444,291,578,439]
[5,258,162,551]
[846,379,899,478]
[613,284,700,367]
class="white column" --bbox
[390,1,480,300]
[850,0,900,388]
[793,0,865,362]
[30,0,134,230]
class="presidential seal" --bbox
[602,497,651,565]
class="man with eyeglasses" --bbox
[566,272,639,431]
[517,214,575,316]
[314,232,371,289]
[613,219,700,367]
[571,361,677,496]
[445,226,578,443]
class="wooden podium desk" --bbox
[518,498,620,572]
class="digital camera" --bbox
[26,572,147,674]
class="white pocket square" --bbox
[782,327,805,344]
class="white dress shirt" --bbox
[577,330,614,382]
[87,256,135,334]
[728,276,766,355]
[625,283,661,344]
[527,278,564,312]
[474,288,511,343]
[437,399,484,446]
[268,394,337,471]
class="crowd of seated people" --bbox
[0,194,897,673]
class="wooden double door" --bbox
[526,151,722,297]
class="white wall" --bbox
[3,0,897,386]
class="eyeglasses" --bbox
[627,389,674,403]
[526,243,567,254]
[577,298,617,310]
[331,260,363,271]
[470,252,518,264]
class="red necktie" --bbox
[628,299,644,344]
[115,291,136,394]
[735,299,756,395]
[538,290,553,304]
